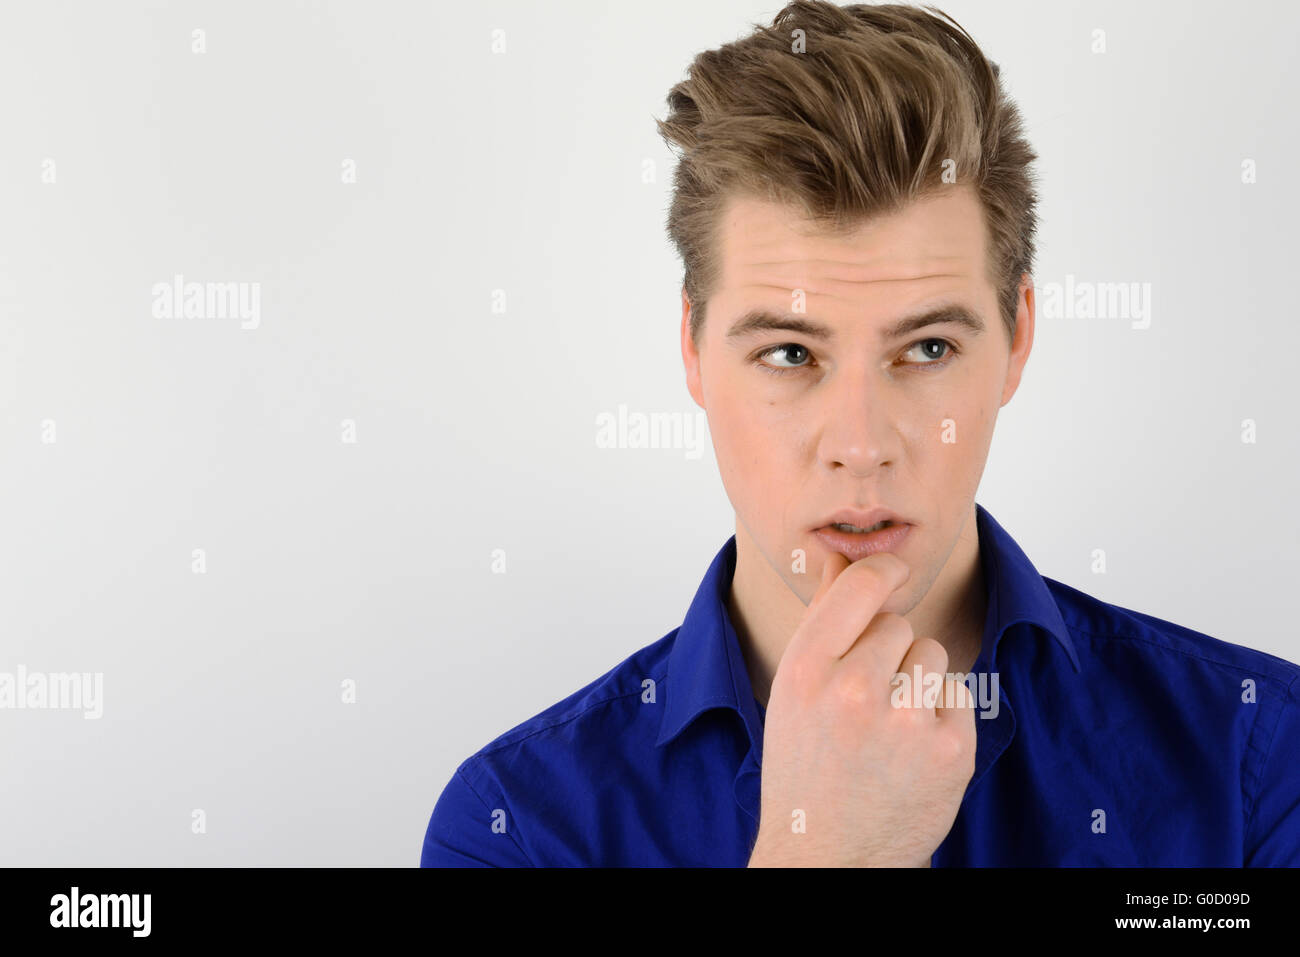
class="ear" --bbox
[1000,273,1035,407]
[681,288,705,409]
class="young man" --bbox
[421,1,1300,866]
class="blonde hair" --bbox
[656,0,1040,343]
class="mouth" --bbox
[811,509,913,560]
[827,519,895,534]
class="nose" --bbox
[815,365,901,478]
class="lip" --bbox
[815,507,907,530]
[811,508,914,562]
[812,522,912,561]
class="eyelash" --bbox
[751,338,960,377]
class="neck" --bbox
[727,504,986,709]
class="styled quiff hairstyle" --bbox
[656,0,1039,345]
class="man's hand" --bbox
[747,551,976,867]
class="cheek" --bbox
[886,376,997,497]
[929,380,1001,498]
[706,379,806,490]
[714,398,789,472]
[927,357,1001,445]
[945,395,995,451]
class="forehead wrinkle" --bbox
[734,273,969,300]
[739,254,973,270]
[730,255,977,285]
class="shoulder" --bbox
[467,627,677,762]
[1042,574,1300,820]
[1040,576,1300,863]
[421,628,679,866]
[1044,574,1300,691]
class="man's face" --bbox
[681,184,1033,615]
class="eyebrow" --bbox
[724,303,986,342]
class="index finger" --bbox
[785,552,911,664]
[806,550,849,609]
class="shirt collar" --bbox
[655,502,1079,750]
[654,534,760,750]
[973,503,1081,674]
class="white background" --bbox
[1,0,1297,865]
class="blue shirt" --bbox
[421,504,1300,866]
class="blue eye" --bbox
[752,338,960,377]
[753,343,811,375]
[902,338,958,366]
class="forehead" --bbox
[712,186,992,315]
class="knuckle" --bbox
[831,665,876,707]
[938,722,976,765]
[897,697,932,723]
[934,727,963,763]
[779,654,818,696]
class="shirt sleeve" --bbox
[1243,674,1300,866]
[420,763,535,867]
